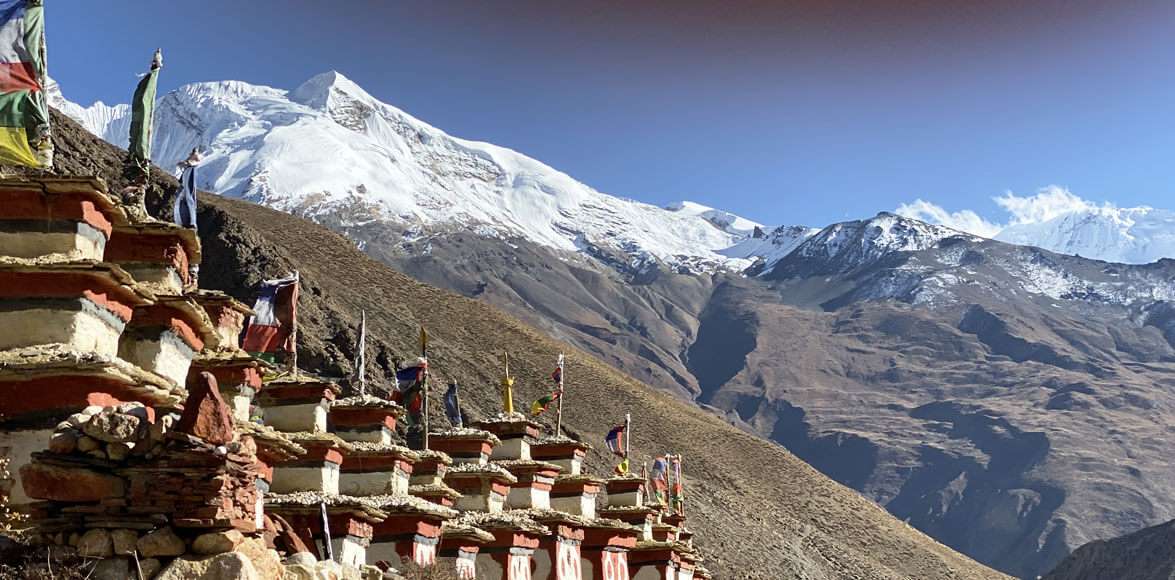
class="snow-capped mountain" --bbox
[770,211,980,277]
[56,71,808,274]
[995,205,1175,264]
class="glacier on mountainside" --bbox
[53,71,810,274]
[996,205,1175,265]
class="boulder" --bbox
[284,551,317,567]
[110,528,138,555]
[139,558,163,579]
[48,430,79,454]
[137,527,187,558]
[236,536,285,579]
[91,556,130,580]
[270,513,312,555]
[77,435,101,452]
[82,411,142,443]
[77,528,113,558]
[175,372,235,445]
[107,442,132,461]
[20,463,125,502]
[156,552,260,580]
[192,529,245,555]
[283,564,316,580]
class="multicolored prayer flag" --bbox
[614,457,630,476]
[651,456,669,489]
[0,0,51,168]
[242,274,299,358]
[394,358,427,425]
[529,390,560,416]
[605,424,626,457]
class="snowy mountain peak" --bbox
[54,75,815,274]
[995,205,1175,264]
[290,70,373,110]
[666,201,763,236]
[771,211,977,276]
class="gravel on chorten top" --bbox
[345,441,419,459]
[281,430,355,451]
[430,427,501,445]
[331,394,403,410]
[0,344,181,406]
[535,434,589,447]
[494,458,562,472]
[413,448,453,464]
[195,349,268,366]
[555,473,606,485]
[481,411,531,423]
[265,373,341,391]
[234,420,307,457]
[633,539,700,555]
[457,511,550,536]
[264,491,386,519]
[441,520,495,544]
[445,462,518,483]
[191,289,254,315]
[409,482,462,499]
[362,493,458,518]
[517,508,600,528]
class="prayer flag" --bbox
[242,274,299,356]
[0,0,50,168]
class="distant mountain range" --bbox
[52,72,1175,578]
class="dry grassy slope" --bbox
[197,194,1004,580]
[1043,518,1175,580]
[40,108,1004,579]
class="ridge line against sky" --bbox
[50,1,1175,228]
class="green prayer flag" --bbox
[129,50,161,163]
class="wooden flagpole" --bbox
[421,327,430,451]
[555,353,565,434]
[290,271,300,379]
[502,352,514,414]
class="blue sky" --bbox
[50,1,1175,227]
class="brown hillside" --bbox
[43,109,1005,579]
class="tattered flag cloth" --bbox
[444,381,463,428]
[614,457,630,476]
[350,311,366,394]
[671,456,684,513]
[394,358,427,424]
[173,160,198,230]
[605,424,626,457]
[550,366,562,387]
[530,389,560,416]
[242,274,299,357]
[0,0,50,167]
[651,456,669,490]
[129,49,161,164]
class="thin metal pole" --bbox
[555,353,565,434]
[320,501,334,561]
[624,413,631,458]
